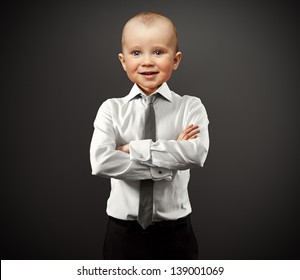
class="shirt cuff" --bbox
[150,167,173,181]
[129,139,152,162]
[129,140,172,181]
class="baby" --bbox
[90,11,209,259]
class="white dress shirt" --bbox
[90,82,209,221]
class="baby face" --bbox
[119,20,182,95]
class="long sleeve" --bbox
[90,100,172,181]
[89,83,209,221]
[129,96,209,170]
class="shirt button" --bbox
[139,154,143,158]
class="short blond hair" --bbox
[121,11,179,52]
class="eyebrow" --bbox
[126,46,142,50]
[126,45,169,51]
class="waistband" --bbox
[108,214,191,229]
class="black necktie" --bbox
[137,94,157,229]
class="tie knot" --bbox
[145,94,157,104]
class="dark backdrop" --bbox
[2,0,299,259]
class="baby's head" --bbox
[118,12,182,95]
[121,12,179,53]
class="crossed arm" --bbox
[116,124,200,153]
[90,97,209,180]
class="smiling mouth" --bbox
[140,71,159,76]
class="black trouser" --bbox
[103,215,198,260]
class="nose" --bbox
[141,54,154,66]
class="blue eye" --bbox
[154,50,163,55]
[132,51,141,56]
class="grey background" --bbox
[2,0,299,259]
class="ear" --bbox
[118,53,127,71]
[173,52,182,70]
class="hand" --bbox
[177,124,200,141]
[116,144,130,153]
[116,124,199,152]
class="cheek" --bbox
[124,59,139,73]
[159,60,175,73]
[124,61,138,82]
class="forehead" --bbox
[122,20,176,49]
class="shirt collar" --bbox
[124,82,172,103]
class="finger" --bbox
[186,129,200,139]
[183,124,199,136]
[181,128,199,140]
[187,128,200,136]
[178,125,199,141]
[184,124,194,130]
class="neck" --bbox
[137,84,163,95]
